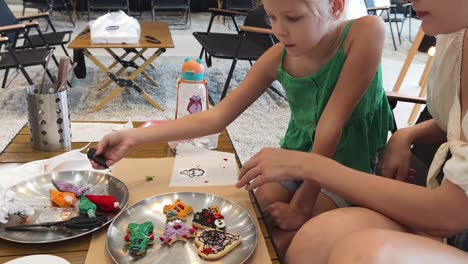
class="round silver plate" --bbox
[0,170,129,243]
[107,192,257,264]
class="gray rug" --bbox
[0,56,290,164]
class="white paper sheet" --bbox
[169,144,238,187]
[71,121,133,142]
[0,145,109,189]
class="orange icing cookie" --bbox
[163,199,193,221]
[49,189,76,208]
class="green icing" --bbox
[127,221,154,258]
[79,196,97,217]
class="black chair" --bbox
[87,0,130,20]
[1,0,72,65]
[22,0,75,27]
[0,25,55,88]
[151,0,191,29]
[193,5,286,103]
[364,0,410,50]
[386,91,426,133]
[223,0,252,12]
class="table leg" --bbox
[105,48,159,88]
[99,49,147,91]
[84,49,164,111]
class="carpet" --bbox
[0,56,290,164]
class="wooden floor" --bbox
[0,121,280,264]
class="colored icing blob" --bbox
[85,195,120,212]
[52,180,92,197]
[79,196,97,217]
[49,189,76,208]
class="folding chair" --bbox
[223,0,252,12]
[0,24,55,88]
[87,0,130,20]
[193,5,286,103]
[22,0,75,27]
[1,0,72,64]
[364,0,410,50]
[151,0,191,29]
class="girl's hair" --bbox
[306,0,331,18]
[255,0,332,18]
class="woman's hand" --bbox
[379,129,415,181]
[236,147,306,190]
[91,129,138,169]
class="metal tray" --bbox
[0,170,129,243]
[107,192,257,264]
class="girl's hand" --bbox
[91,129,138,169]
[380,130,416,181]
[236,148,305,190]
[264,202,308,231]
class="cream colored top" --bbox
[426,30,468,195]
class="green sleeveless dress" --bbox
[278,20,394,173]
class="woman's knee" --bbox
[328,229,389,264]
[285,208,404,264]
[254,182,292,210]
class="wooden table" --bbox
[68,22,174,112]
[0,121,279,264]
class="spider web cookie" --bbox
[194,229,241,260]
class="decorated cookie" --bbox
[52,180,92,197]
[49,189,76,208]
[163,199,193,221]
[195,229,241,260]
[85,195,120,212]
[125,221,155,258]
[79,196,97,217]
[159,219,196,245]
[192,205,226,231]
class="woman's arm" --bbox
[290,16,386,214]
[238,148,468,237]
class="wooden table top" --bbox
[68,21,175,49]
[0,121,279,264]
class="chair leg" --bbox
[220,59,238,100]
[62,0,75,27]
[87,1,91,20]
[388,22,397,51]
[21,66,35,85]
[2,69,10,88]
[45,67,56,83]
[61,44,72,61]
[268,85,287,101]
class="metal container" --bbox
[25,84,71,151]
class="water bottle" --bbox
[175,58,209,119]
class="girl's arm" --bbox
[290,16,386,215]
[129,44,284,147]
[238,149,468,237]
[381,119,447,180]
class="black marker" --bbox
[87,148,110,170]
